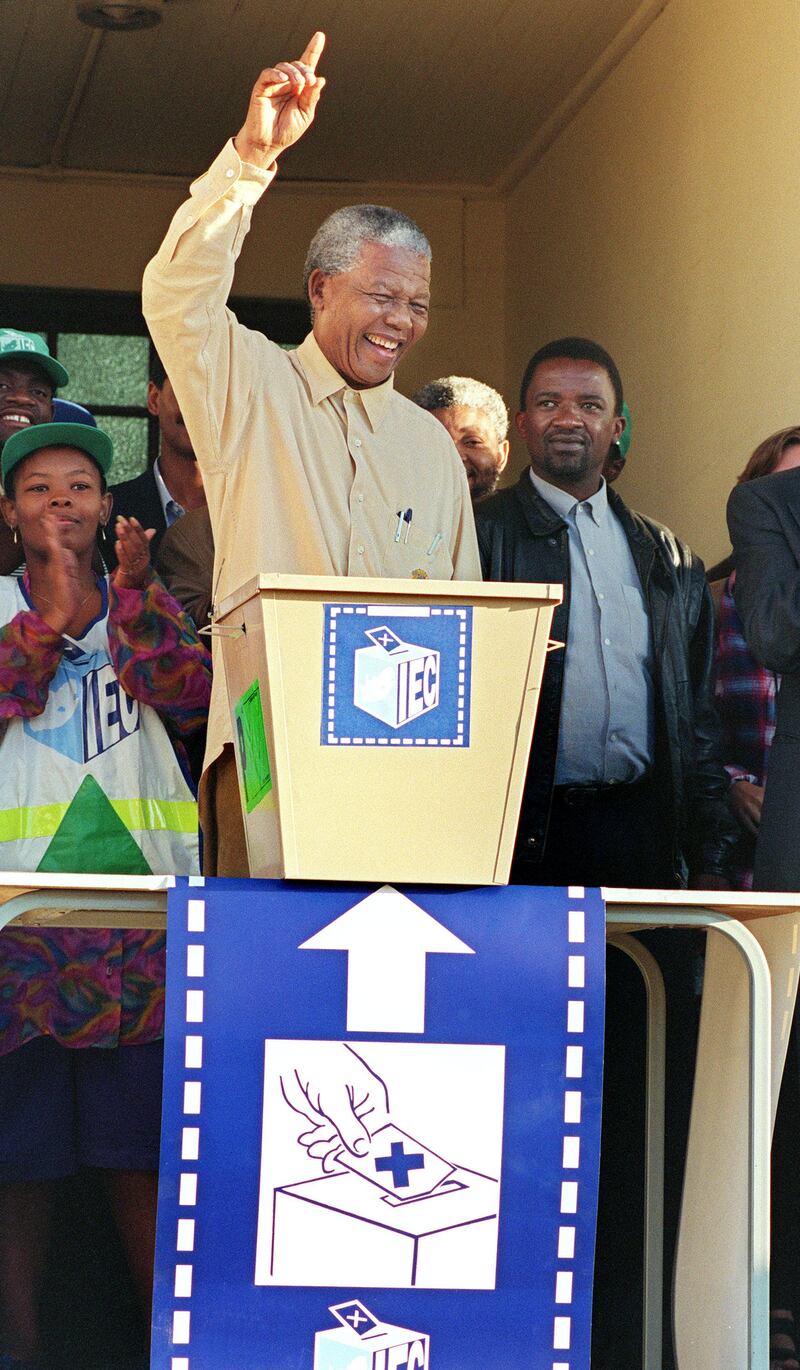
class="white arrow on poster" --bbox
[299,885,475,1033]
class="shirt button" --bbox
[357,544,365,555]
[225,168,235,179]
[598,592,605,600]
[186,215,195,225]
[604,637,611,645]
[354,438,362,448]
[588,548,595,557]
[356,492,365,503]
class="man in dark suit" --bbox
[108,352,205,567]
[728,466,800,891]
[156,504,215,631]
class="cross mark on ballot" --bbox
[375,1140,425,1188]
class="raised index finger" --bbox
[300,31,325,72]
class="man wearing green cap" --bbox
[0,330,67,450]
[0,330,70,576]
[603,400,632,484]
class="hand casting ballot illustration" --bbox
[256,1038,505,1289]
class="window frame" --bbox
[0,285,309,472]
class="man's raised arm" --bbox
[141,35,326,476]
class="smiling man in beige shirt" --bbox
[142,32,479,874]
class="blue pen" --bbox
[403,508,413,543]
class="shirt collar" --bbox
[295,332,394,432]
[529,468,609,524]
[153,458,185,527]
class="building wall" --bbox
[5,0,800,567]
[0,168,505,408]
[504,0,800,564]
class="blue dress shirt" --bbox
[530,470,654,784]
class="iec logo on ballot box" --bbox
[322,603,472,747]
[314,1300,429,1370]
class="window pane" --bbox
[57,334,149,408]
[102,417,149,485]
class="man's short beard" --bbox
[540,446,594,484]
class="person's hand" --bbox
[34,516,91,634]
[728,779,764,837]
[234,32,326,168]
[281,1043,390,1173]
[113,516,154,590]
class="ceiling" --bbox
[1,0,653,189]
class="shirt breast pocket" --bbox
[621,583,651,658]
[381,513,454,581]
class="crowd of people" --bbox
[2,26,800,1370]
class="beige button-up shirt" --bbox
[142,140,480,770]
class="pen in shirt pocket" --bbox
[427,532,442,556]
[395,508,413,543]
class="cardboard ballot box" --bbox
[216,574,561,884]
[272,1165,500,1289]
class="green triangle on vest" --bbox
[37,774,152,876]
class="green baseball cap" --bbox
[615,401,632,460]
[0,329,69,390]
[2,421,114,489]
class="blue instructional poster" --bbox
[151,879,605,1370]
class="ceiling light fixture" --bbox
[76,1,164,30]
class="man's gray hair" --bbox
[412,375,509,443]
[303,205,431,293]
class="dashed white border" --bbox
[552,884,588,1369]
[170,876,206,1370]
[323,603,470,746]
[166,878,593,1368]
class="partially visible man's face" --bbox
[516,357,624,496]
[0,360,54,447]
[774,442,800,475]
[309,240,430,389]
[147,377,195,462]
[430,404,509,502]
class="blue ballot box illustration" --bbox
[322,604,472,747]
[314,1300,429,1370]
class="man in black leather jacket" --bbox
[476,336,735,889]
[477,337,735,1370]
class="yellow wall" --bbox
[0,168,505,412]
[505,0,800,565]
[5,0,798,567]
